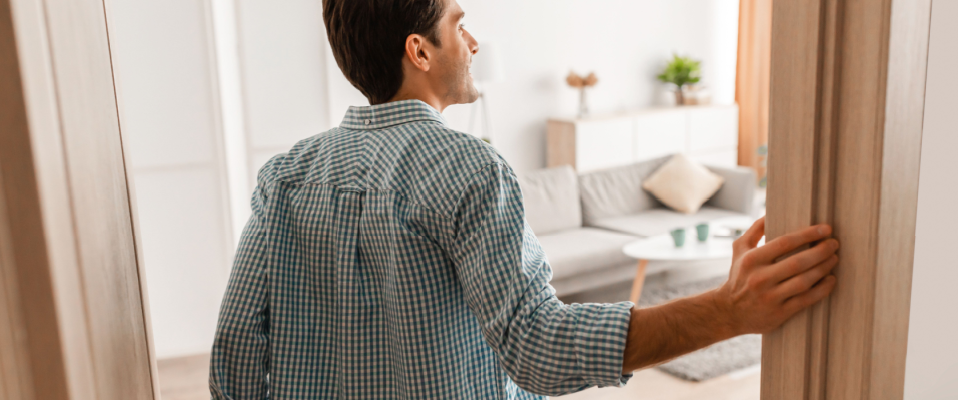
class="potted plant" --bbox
[657,54,701,106]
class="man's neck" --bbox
[388,84,447,112]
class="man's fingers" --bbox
[763,239,839,285]
[772,255,838,299]
[750,224,832,264]
[783,275,836,315]
[734,217,765,253]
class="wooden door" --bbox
[0,0,159,399]
[761,0,932,399]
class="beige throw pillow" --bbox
[642,154,725,214]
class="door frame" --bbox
[761,0,932,398]
[0,0,159,399]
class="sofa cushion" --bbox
[642,154,725,214]
[579,155,672,226]
[704,165,757,215]
[537,227,638,280]
[518,165,581,235]
[587,206,746,238]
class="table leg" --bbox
[630,259,648,304]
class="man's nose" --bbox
[467,33,479,54]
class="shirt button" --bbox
[364,119,371,125]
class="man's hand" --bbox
[712,216,839,335]
[621,216,839,373]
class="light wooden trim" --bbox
[110,38,163,400]
[546,120,576,169]
[1,0,93,397]
[42,0,156,395]
[761,1,827,397]
[868,0,932,395]
[0,164,34,400]
[117,131,162,400]
[761,0,932,398]
[0,5,31,399]
[0,0,158,398]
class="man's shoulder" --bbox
[388,122,511,216]
[251,122,511,216]
[410,121,506,172]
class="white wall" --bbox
[107,0,233,358]
[320,0,741,173]
[234,0,333,184]
[902,0,958,397]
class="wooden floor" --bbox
[157,354,212,400]
[157,353,759,400]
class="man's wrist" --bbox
[621,289,742,372]
[704,289,740,340]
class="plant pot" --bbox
[674,89,685,107]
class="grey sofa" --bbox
[518,155,756,296]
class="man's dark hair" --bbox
[323,0,446,105]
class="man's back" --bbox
[209,100,634,399]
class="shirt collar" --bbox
[339,99,448,130]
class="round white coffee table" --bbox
[621,216,757,304]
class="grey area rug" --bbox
[561,276,761,382]
[635,276,762,382]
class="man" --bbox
[209,0,840,398]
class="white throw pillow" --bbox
[641,154,725,214]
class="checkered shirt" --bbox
[209,100,634,399]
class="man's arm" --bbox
[621,217,839,372]
[210,186,271,399]
[448,162,634,396]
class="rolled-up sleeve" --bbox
[448,162,634,396]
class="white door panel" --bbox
[109,0,220,169]
[133,169,230,358]
[109,0,236,360]
[236,0,331,149]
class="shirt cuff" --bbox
[573,301,635,388]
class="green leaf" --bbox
[657,54,702,88]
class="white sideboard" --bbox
[546,104,739,172]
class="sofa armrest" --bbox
[705,165,757,215]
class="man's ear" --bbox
[403,34,432,72]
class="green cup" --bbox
[696,223,709,242]
[670,228,686,247]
